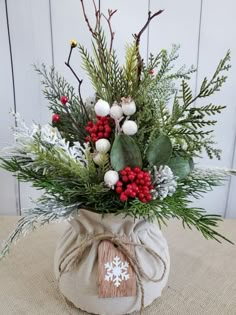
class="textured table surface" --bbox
[0,216,236,315]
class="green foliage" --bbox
[168,157,193,180]
[110,134,142,171]
[0,199,81,260]
[146,135,172,167]
[135,47,230,161]
[118,173,232,244]
[34,64,88,144]
[0,15,232,249]
[123,43,139,96]
[166,50,231,159]
[79,32,140,104]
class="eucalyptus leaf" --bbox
[168,157,193,180]
[147,135,172,166]
[110,134,142,171]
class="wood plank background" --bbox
[0,0,236,217]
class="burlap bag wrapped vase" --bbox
[54,209,170,315]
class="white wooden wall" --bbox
[0,0,236,217]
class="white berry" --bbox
[104,170,119,188]
[94,99,110,117]
[110,104,123,119]
[95,138,111,153]
[122,120,138,135]
[122,100,136,116]
[93,153,104,165]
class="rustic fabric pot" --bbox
[54,209,170,315]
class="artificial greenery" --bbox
[0,1,234,259]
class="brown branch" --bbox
[92,0,101,32]
[80,0,96,37]
[134,9,164,82]
[102,9,117,54]
[65,47,89,120]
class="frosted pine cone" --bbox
[151,165,177,200]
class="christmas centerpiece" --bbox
[0,2,234,315]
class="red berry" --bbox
[126,189,132,196]
[139,179,145,185]
[149,69,155,75]
[116,187,123,194]
[104,132,110,138]
[116,181,123,187]
[88,121,93,127]
[120,170,126,176]
[60,95,68,105]
[130,191,136,198]
[91,133,97,138]
[134,167,141,173]
[52,114,60,123]
[122,176,129,182]
[128,174,135,181]
[85,126,91,132]
[146,194,152,201]
[125,167,131,172]
[99,126,104,131]
[137,173,144,179]
[105,126,112,133]
[138,193,144,199]
[98,132,104,138]
[85,136,90,142]
[120,194,128,202]
[92,126,98,132]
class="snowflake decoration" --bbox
[104,256,130,287]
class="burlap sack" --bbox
[54,209,170,315]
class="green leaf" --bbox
[147,135,172,166]
[110,134,142,171]
[168,157,193,180]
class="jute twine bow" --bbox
[58,233,167,314]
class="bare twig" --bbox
[92,0,101,32]
[80,0,97,37]
[102,9,117,53]
[134,10,164,82]
[65,47,89,120]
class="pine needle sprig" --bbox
[35,65,88,143]
[0,199,82,260]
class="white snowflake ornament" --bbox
[122,120,138,135]
[104,256,130,287]
[94,99,110,117]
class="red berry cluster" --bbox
[85,115,112,142]
[115,167,153,203]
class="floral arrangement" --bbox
[0,2,234,258]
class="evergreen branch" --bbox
[0,199,82,260]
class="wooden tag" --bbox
[98,238,136,298]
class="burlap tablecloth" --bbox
[0,216,236,315]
